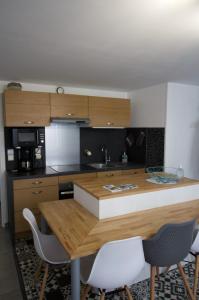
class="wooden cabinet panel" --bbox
[89,97,131,127]
[97,170,122,178]
[14,176,58,190]
[14,185,59,211]
[5,103,50,127]
[15,209,40,233]
[59,172,96,184]
[50,94,89,118]
[4,90,50,126]
[4,90,50,105]
[121,168,145,176]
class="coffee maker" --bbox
[5,127,46,171]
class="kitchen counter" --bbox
[6,162,145,180]
[74,173,199,219]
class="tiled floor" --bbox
[0,224,23,300]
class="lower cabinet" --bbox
[13,176,58,234]
[97,168,145,178]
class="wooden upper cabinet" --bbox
[4,90,50,127]
[89,97,131,127]
[50,94,89,119]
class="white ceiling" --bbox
[0,0,199,91]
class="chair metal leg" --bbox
[177,263,194,300]
[81,284,91,300]
[150,266,156,300]
[124,285,133,300]
[194,255,199,298]
[39,263,49,300]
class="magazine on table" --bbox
[103,183,138,193]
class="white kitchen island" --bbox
[74,173,199,219]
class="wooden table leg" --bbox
[71,258,81,300]
[178,263,194,300]
[150,266,156,300]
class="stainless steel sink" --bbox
[88,162,125,169]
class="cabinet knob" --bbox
[24,121,34,124]
[32,190,42,195]
[107,122,113,126]
[66,113,74,116]
[32,181,42,185]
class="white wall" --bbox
[0,80,128,226]
[129,83,167,127]
[165,83,199,179]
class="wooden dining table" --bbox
[39,198,199,300]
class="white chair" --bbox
[23,208,70,300]
[190,231,199,298]
[80,236,145,300]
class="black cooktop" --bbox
[50,164,94,173]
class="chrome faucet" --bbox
[101,146,111,165]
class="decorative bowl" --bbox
[146,166,180,183]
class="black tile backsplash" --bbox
[80,127,165,167]
[80,128,127,164]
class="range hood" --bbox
[51,117,90,126]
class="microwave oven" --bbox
[12,127,45,148]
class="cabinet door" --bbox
[14,176,58,190]
[4,91,50,126]
[89,97,131,127]
[97,170,122,178]
[50,94,89,118]
[59,172,97,184]
[14,185,59,211]
[121,168,145,175]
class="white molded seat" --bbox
[80,236,145,299]
[23,208,70,300]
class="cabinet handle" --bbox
[107,122,114,126]
[32,191,43,195]
[32,181,42,185]
[24,121,34,124]
[106,174,114,177]
[66,113,74,116]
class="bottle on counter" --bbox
[177,164,184,180]
[122,152,128,164]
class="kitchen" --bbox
[0,1,199,300]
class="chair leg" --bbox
[81,284,91,300]
[100,291,105,300]
[124,285,134,300]
[177,263,194,300]
[150,266,156,300]
[39,263,49,300]
[34,259,43,283]
[194,255,199,298]
[156,266,160,279]
[165,266,170,274]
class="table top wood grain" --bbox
[39,198,199,259]
[74,173,199,200]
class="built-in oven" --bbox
[59,182,74,200]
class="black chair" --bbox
[143,219,196,300]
